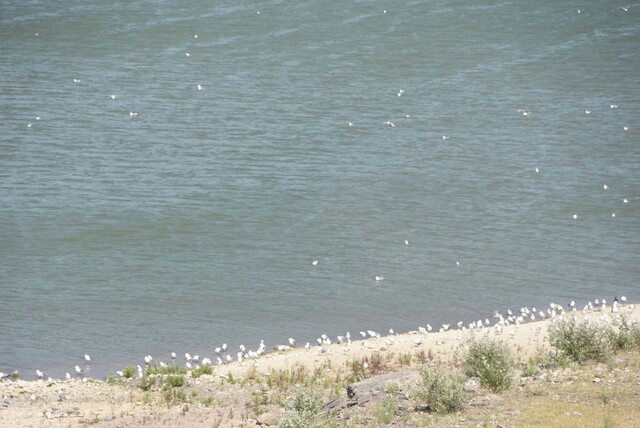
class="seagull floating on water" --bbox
[572,214,578,219]
[110,94,117,100]
[610,104,618,109]
[374,275,384,281]
[623,198,628,203]
[185,52,190,57]
[197,84,203,91]
[84,354,91,362]
[312,260,319,266]
[603,184,609,190]
[585,110,591,115]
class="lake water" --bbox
[1,0,639,379]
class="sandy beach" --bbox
[1,301,638,427]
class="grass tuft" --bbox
[191,364,213,378]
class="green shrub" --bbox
[122,365,135,379]
[191,364,213,378]
[280,391,326,428]
[145,364,186,376]
[463,338,513,392]
[521,365,539,378]
[549,319,613,363]
[608,316,640,351]
[413,366,466,414]
[165,374,185,388]
[372,396,398,424]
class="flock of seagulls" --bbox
[12,295,634,383]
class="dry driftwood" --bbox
[322,370,420,412]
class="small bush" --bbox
[146,364,186,376]
[122,366,135,379]
[372,396,398,424]
[413,366,466,414]
[608,316,640,351]
[165,375,185,388]
[549,319,613,363]
[463,338,513,392]
[191,364,213,378]
[521,365,539,378]
[280,391,326,428]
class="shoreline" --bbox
[1,300,637,426]
[3,297,636,382]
